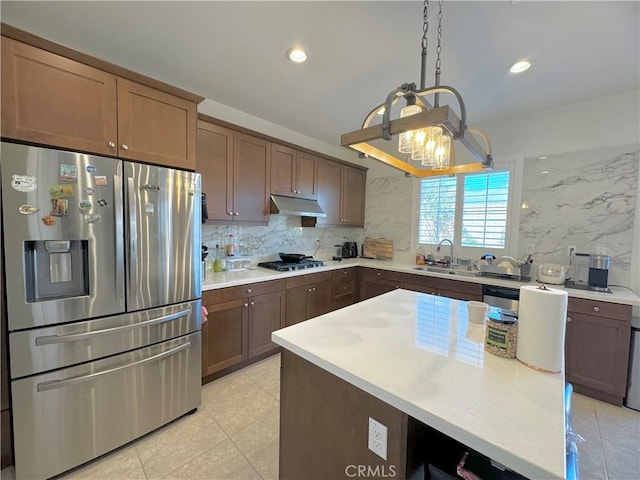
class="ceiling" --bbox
[1,1,638,157]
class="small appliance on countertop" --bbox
[565,252,612,293]
[537,263,567,285]
[258,253,324,272]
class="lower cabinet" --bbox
[285,272,332,326]
[565,297,632,405]
[331,267,358,309]
[202,280,285,379]
[360,267,483,302]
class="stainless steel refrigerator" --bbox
[0,142,202,480]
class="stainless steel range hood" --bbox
[270,195,326,217]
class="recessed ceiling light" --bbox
[286,47,307,63]
[509,59,533,74]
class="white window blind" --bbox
[418,176,457,244]
[418,170,510,249]
[461,172,510,248]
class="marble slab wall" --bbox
[519,144,638,285]
[202,216,364,262]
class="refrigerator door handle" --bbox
[114,171,125,307]
[127,176,138,298]
[35,308,192,345]
[36,340,192,392]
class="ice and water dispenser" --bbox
[24,240,89,302]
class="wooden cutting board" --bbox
[363,237,393,260]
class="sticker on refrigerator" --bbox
[94,176,108,186]
[78,200,92,212]
[60,164,78,182]
[86,165,97,174]
[18,205,39,215]
[144,203,155,216]
[41,215,56,227]
[50,198,69,217]
[11,175,37,192]
[83,213,101,224]
[49,184,74,199]
[97,199,108,207]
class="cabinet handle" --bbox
[312,287,316,292]
[247,289,252,293]
[250,301,255,306]
[107,141,116,148]
[593,306,600,312]
[234,212,240,216]
[343,286,347,290]
[308,288,312,292]
[243,303,248,308]
[567,316,572,323]
[121,144,129,150]
[343,271,348,275]
[377,273,381,276]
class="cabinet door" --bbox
[248,291,286,358]
[341,166,366,227]
[271,143,295,197]
[202,298,248,376]
[197,121,234,221]
[285,284,310,326]
[233,132,271,223]
[295,151,318,200]
[308,280,333,319]
[1,37,118,155]
[565,312,630,401]
[117,78,197,170]
[316,160,343,226]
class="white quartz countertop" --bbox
[202,257,640,306]
[272,289,567,479]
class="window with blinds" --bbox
[418,171,510,249]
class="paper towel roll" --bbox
[516,285,568,373]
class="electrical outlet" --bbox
[595,246,607,255]
[368,417,388,460]
[567,246,576,257]
[526,244,535,255]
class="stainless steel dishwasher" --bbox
[482,285,520,313]
[625,316,640,411]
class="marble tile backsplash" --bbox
[202,216,364,263]
[519,144,638,285]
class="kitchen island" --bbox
[272,289,566,479]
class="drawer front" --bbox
[203,279,286,304]
[286,271,332,289]
[361,267,405,283]
[567,297,631,321]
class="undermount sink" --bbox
[413,266,481,277]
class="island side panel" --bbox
[280,350,415,479]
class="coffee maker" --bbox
[588,254,610,292]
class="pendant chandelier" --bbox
[341,0,493,177]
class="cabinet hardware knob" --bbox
[107,141,116,148]
[593,306,600,312]
[308,288,312,292]
[567,317,572,322]
[312,288,316,291]
[377,273,381,276]
[243,303,248,307]
[343,271,347,275]
[343,286,347,290]
[234,212,240,216]
[227,211,233,215]
[250,301,255,306]
[247,289,252,293]
[121,144,129,150]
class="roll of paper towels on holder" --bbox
[517,285,568,373]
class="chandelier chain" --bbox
[436,0,443,75]
[422,0,429,53]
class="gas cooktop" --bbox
[258,259,324,272]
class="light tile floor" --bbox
[1,353,639,479]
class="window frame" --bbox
[411,154,524,260]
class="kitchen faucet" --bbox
[436,239,455,268]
